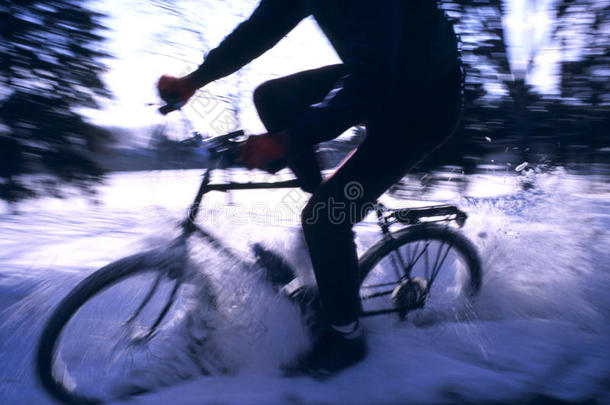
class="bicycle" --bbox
[36,129,482,404]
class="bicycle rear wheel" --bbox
[36,251,193,404]
[359,224,481,324]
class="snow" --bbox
[1,168,609,404]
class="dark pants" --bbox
[253,64,463,326]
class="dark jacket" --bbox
[194,0,459,149]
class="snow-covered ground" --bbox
[1,167,609,404]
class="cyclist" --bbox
[158,0,463,377]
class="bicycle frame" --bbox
[186,168,301,225]
[185,167,467,231]
[180,128,468,231]
[136,131,471,335]
[35,120,481,405]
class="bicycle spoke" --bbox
[432,237,447,276]
[143,280,181,340]
[429,241,454,288]
[409,241,431,274]
[390,249,407,281]
[424,239,430,280]
[396,242,413,280]
[125,272,163,325]
[425,238,443,284]
[407,240,418,267]
[109,338,141,371]
[385,239,432,286]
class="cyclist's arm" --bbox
[189,0,309,87]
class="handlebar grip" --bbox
[158,100,185,115]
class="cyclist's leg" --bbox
[301,65,463,327]
[253,64,347,191]
[253,64,347,133]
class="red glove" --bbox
[157,74,196,104]
[238,131,290,173]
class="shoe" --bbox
[285,322,367,379]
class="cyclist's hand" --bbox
[157,74,196,105]
[238,132,289,173]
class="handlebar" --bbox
[155,94,245,162]
[200,130,246,167]
[158,99,185,115]
[201,130,287,173]
[157,101,287,172]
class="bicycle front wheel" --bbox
[36,251,193,404]
[359,224,482,324]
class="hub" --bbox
[391,277,428,319]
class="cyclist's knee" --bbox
[253,79,277,113]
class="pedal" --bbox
[281,277,304,297]
[251,243,296,287]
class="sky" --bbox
[503,0,559,90]
[87,0,558,135]
[86,0,339,133]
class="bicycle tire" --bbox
[36,250,172,405]
[359,223,482,321]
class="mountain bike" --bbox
[36,129,482,404]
